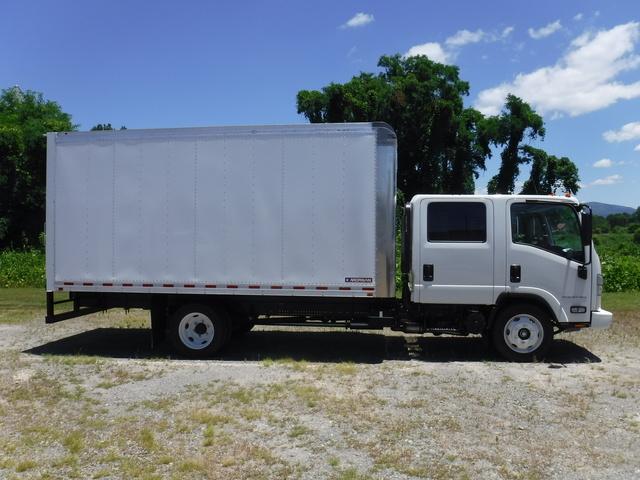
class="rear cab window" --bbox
[427,202,487,242]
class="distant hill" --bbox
[587,202,636,217]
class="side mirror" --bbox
[579,204,592,270]
[580,204,592,247]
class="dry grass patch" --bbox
[96,365,159,389]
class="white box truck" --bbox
[45,123,612,361]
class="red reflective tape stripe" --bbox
[339,287,351,291]
[163,283,174,288]
[366,293,373,297]
[143,283,153,287]
[248,285,260,289]
[102,282,113,287]
[316,286,328,290]
[270,286,282,289]
[227,285,238,289]
[82,282,93,286]
[122,283,133,287]
[205,284,216,288]
[362,287,374,291]
[63,282,74,285]
[184,284,195,288]
[293,286,305,290]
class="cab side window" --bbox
[427,202,486,242]
[511,203,584,262]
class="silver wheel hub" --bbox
[503,314,543,354]
[178,312,215,350]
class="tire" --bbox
[491,304,553,362]
[168,304,230,358]
[233,318,255,336]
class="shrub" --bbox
[0,250,45,288]
[600,254,640,292]
[634,230,640,245]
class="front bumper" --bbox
[591,308,613,329]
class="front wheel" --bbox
[492,304,553,362]
[169,304,229,358]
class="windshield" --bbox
[511,202,584,262]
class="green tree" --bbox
[592,215,609,234]
[486,95,545,194]
[91,123,113,131]
[297,54,492,197]
[90,123,127,131]
[0,87,75,248]
[608,213,630,229]
[520,146,580,195]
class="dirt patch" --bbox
[0,309,638,479]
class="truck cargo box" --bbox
[46,123,397,298]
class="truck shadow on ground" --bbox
[26,328,601,364]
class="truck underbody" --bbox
[46,290,589,348]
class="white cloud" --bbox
[635,144,640,151]
[574,13,584,21]
[405,42,451,63]
[593,158,613,168]
[528,20,562,39]
[591,174,623,186]
[446,29,486,47]
[475,22,640,117]
[502,26,515,38]
[341,12,374,29]
[603,121,640,142]
[406,26,514,64]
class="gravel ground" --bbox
[0,307,638,480]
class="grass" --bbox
[139,428,157,451]
[62,431,84,454]
[602,291,640,312]
[0,287,45,323]
[15,459,37,472]
[288,424,311,438]
[333,467,372,480]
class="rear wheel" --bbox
[233,317,255,336]
[492,304,553,362]
[169,304,229,358]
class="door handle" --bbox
[423,264,434,282]
[510,264,521,283]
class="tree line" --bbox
[1,54,580,249]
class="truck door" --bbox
[417,198,495,304]
[506,200,590,323]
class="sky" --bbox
[1,0,639,207]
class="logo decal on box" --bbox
[345,277,373,283]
